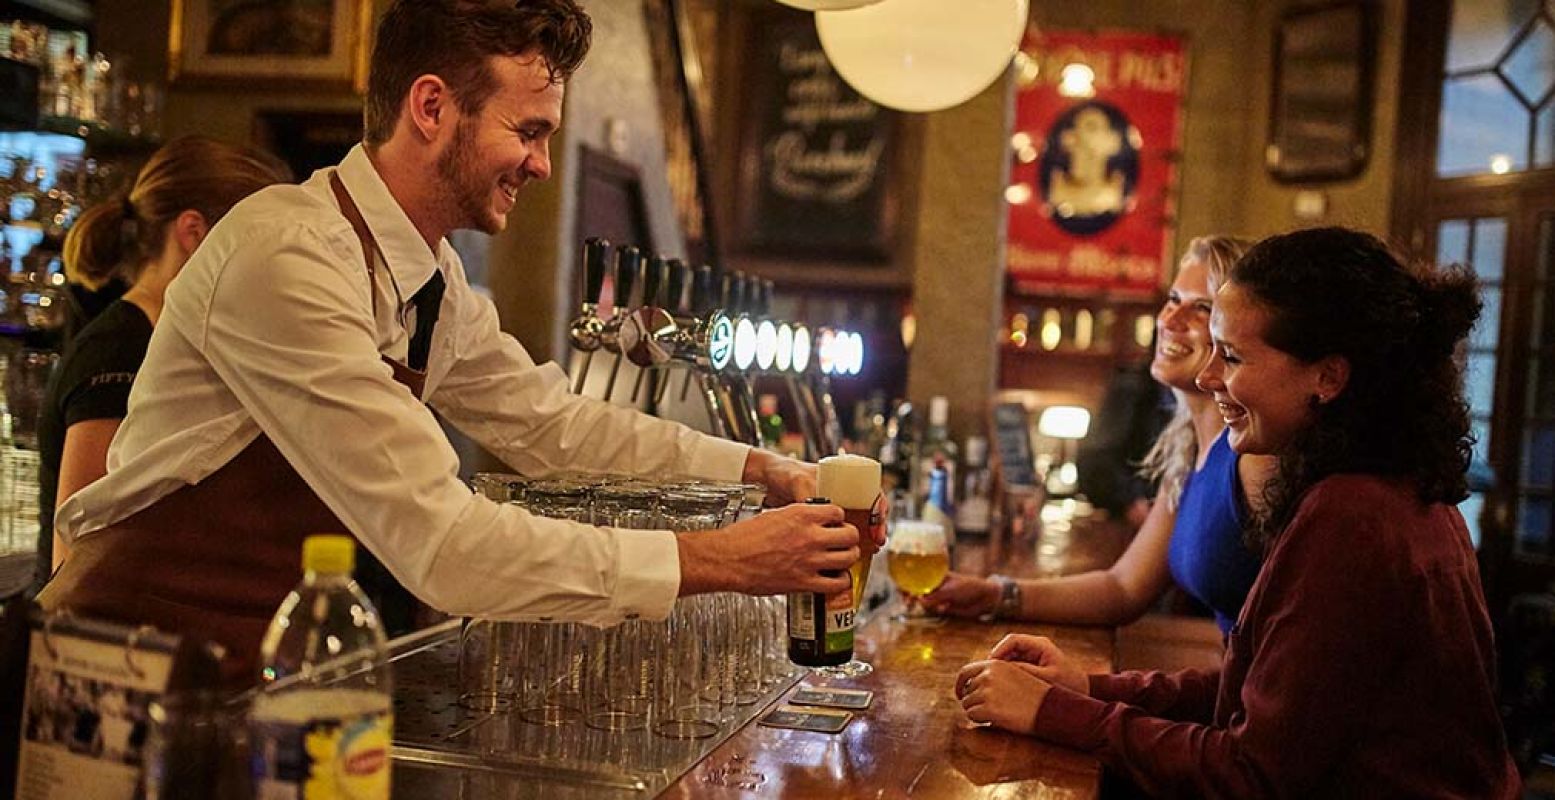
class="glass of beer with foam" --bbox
[886,519,950,623]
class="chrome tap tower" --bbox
[566,239,858,461]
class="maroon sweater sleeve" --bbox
[1030,481,1408,799]
[1086,669,1221,723]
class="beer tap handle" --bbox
[642,255,668,311]
[666,259,689,315]
[721,271,740,314]
[582,237,609,308]
[613,245,641,314]
[739,272,757,315]
[692,265,717,316]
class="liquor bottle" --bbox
[251,535,393,799]
[923,465,956,552]
[879,400,915,500]
[758,393,785,451]
[916,396,958,507]
[788,497,852,667]
[955,435,992,537]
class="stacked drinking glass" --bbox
[459,473,794,741]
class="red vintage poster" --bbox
[1006,31,1188,296]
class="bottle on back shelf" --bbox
[955,435,992,537]
[878,400,916,501]
[923,465,956,552]
[916,396,958,507]
[251,535,393,800]
[758,393,785,451]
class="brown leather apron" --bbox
[38,174,429,687]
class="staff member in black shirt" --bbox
[34,137,290,590]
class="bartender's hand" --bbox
[742,450,886,547]
[955,659,1048,735]
[676,502,859,597]
[742,449,816,506]
[988,634,1088,695]
[921,573,1001,618]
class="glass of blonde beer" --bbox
[803,454,883,680]
[886,520,950,623]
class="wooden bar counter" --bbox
[662,504,1133,799]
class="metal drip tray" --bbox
[386,621,799,798]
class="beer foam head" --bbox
[817,454,881,509]
[888,519,946,551]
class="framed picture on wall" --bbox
[167,0,372,90]
[1266,1,1374,183]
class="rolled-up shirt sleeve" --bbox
[194,224,688,625]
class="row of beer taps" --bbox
[566,237,844,460]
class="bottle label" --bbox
[824,582,855,654]
[788,582,854,655]
[787,592,815,640]
[253,706,393,800]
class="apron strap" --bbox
[328,171,429,399]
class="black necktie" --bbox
[407,270,445,372]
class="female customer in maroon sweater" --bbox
[955,227,1520,798]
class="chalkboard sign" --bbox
[735,9,898,261]
[991,402,1038,488]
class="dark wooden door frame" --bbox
[1390,0,1554,610]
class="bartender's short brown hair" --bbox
[364,0,592,146]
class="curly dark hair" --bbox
[364,0,592,146]
[1230,227,1483,547]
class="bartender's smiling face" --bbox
[436,52,562,235]
[1198,281,1334,455]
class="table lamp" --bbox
[1037,405,1090,497]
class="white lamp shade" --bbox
[775,0,882,9]
[816,0,1029,113]
[1037,406,1090,440]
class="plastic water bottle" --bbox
[250,535,393,799]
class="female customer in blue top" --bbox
[922,236,1274,633]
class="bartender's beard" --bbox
[435,115,502,235]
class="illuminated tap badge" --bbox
[708,312,735,371]
[756,320,778,370]
[734,317,758,371]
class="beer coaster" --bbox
[758,705,852,734]
[791,686,874,710]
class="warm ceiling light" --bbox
[1058,63,1096,98]
[815,0,1030,113]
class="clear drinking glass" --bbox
[512,481,594,726]
[523,480,592,522]
[142,692,252,800]
[458,619,522,712]
[471,472,528,503]
[585,483,661,731]
[886,519,951,624]
[654,490,729,737]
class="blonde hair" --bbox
[64,136,290,289]
[1138,235,1255,509]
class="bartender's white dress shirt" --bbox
[55,144,751,625]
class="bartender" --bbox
[39,0,866,679]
